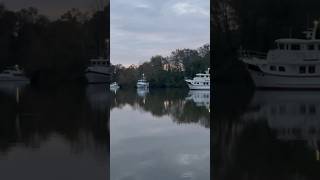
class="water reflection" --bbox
[215,87,320,180]
[111,89,210,128]
[0,84,110,180]
[111,88,210,180]
[137,88,149,97]
[186,90,210,111]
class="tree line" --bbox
[111,44,210,88]
[0,3,109,85]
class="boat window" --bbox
[309,66,316,73]
[279,66,285,72]
[270,65,276,71]
[308,44,315,50]
[300,105,306,114]
[299,66,306,73]
[279,43,284,50]
[309,105,316,115]
[291,44,300,50]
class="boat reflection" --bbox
[214,89,320,180]
[0,81,28,98]
[112,89,210,128]
[137,87,149,97]
[185,90,210,111]
[244,90,320,150]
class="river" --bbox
[0,83,210,180]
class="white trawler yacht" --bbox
[185,68,210,90]
[85,58,111,83]
[240,20,320,89]
[0,65,29,82]
[136,73,149,89]
[85,39,111,83]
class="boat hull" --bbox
[0,76,29,82]
[186,84,210,90]
[136,83,149,89]
[85,72,110,84]
[85,65,111,84]
[248,69,320,89]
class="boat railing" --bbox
[239,50,267,60]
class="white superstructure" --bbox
[240,20,320,89]
[136,73,149,89]
[185,68,210,90]
[0,65,29,82]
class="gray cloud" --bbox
[1,0,209,66]
[111,0,210,66]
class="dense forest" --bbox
[111,44,210,88]
[213,0,320,83]
[0,3,109,85]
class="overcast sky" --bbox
[111,0,210,66]
[1,0,210,66]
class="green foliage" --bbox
[111,44,210,88]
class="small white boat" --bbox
[110,82,120,89]
[0,65,29,82]
[185,68,210,90]
[136,73,149,89]
[240,20,320,89]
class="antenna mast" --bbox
[312,20,319,40]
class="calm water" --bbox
[215,86,320,180]
[0,83,210,180]
[0,83,109,180]
[110,89,210,180]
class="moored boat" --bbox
[136,73,149,89]
[185,68,210,90]
[110,82,120,90]
[0,65,29,82]
[240,20,320,89]
[85,58,111,84]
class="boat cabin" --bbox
[90,58,110,66]
[275,39,320,51]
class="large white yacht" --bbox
[85,58,111,83]
[136,73,149,89]
[0,65,29,82]
[85,39,111,84]
[185,68,210,90]
[240,20,320,89]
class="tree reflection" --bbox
[0,84,110,156]
[110,88,210,128]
